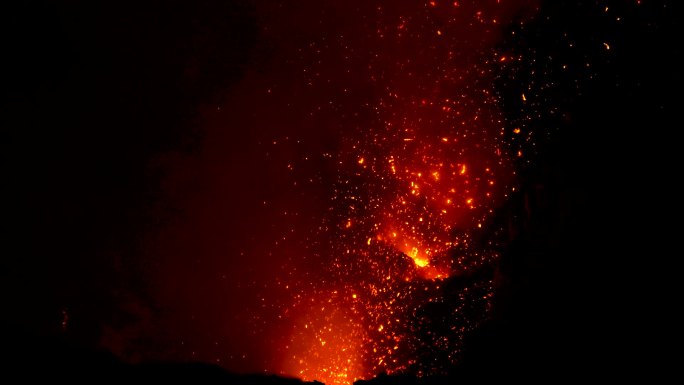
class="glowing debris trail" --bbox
[276,2,539,384]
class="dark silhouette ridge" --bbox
[3,324,320,385]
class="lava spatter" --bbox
[275,1,540,384]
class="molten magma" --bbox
[408,248,428,268]
[274,1,539,384]
[285,296,367,385]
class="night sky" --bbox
[2,1,680,383]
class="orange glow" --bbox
[413,257,429,268]
[284,299,366,385]
[274,1,532,381]
[408,247,428,267]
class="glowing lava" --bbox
[408,247,428,268]
[276,1,539,382]
[284,296,367,385]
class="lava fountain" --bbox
[276,1,539,384]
